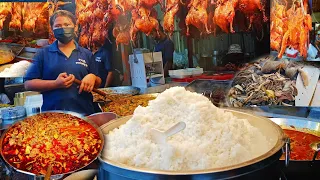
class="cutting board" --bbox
[295,66,320,106]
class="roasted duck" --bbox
[213,0,238,34]
[21,2,49,34]
[130,7,160,44]
[238,0,268,31]
[9,3,23,31]
[0,3,12,30]
[76,0,110,49]
[113,15,130,50]
[185,0,210,36]
[278,1,312,59]
[164,0,182,36]
[270,0,287,51]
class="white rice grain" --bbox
[103,87,272,171]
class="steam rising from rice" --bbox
[103,87,272,171]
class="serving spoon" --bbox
[150,122,186,144]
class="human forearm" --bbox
[24,79,58,92]
[94,74,102,88]
[105,72,113,87]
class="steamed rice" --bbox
[103,87,272,171]
[0,60,31,77]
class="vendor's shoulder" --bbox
[78,46,93,56]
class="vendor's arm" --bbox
[78,54,102,93]
[78,73,101,93]
[24,49,76,92]
[25,73,75,92]
[105,71,113,87]
[104,49,113,87]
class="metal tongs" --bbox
[74,79,112,103]
[310,142,320,166]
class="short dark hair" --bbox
[49,10,76,28]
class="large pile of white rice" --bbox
[0,61,31,77]
[103,87,272,171]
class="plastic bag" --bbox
[308,43,318,59]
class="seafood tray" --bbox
[185,79,232,107]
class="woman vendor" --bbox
[24,10,101,116]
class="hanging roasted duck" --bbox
[185,0,211,36]
[130,7,160,45]
[213,0,238,34]
[277,0,312,59]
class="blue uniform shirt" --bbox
[155,38,174,66]
[94,44,112,88]
[24,41,98,116]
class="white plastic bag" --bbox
[308,43,318,59]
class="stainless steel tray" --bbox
[98,86,140,95]
[16,47,38,60]
[0,43,24,56]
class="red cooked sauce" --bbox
[1,113,102,175]
[282,129,320,160]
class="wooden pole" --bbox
[120,44,131,85]
[187,37,193,68]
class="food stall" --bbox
[0,0,319,179]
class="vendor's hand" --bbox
[55,73,75,89]
[79,74,96,94]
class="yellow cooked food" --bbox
[102,95,156,116]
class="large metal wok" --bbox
[98,109,287,180]
[0,111,105,180]
[270,117,320,177]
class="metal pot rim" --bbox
[0,110,105,178]
[99,109,285,175]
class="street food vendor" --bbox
[24,10,101,116]
[93,38,114,88]
[151,24,174,77]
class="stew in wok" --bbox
[1,113,102,175]
[281,129,320,160]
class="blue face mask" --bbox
[53,27,75,44]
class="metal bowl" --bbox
[0,111,105,180]
[98,109,286,180]
[87,112,118,127]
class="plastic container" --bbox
[169,69,193,79]
[24,94,43,116]
[0,106,26,120]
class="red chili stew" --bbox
[282,129,320,160]
[2,113,102,175]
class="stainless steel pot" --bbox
[0,111,105,180]
[98,110,287,180]
[270,117,320,178]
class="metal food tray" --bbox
[0,43,24,56]
[185,79,232,107]
[98,86,140,95]
[185,79,232,93]
[16,47,38,60]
